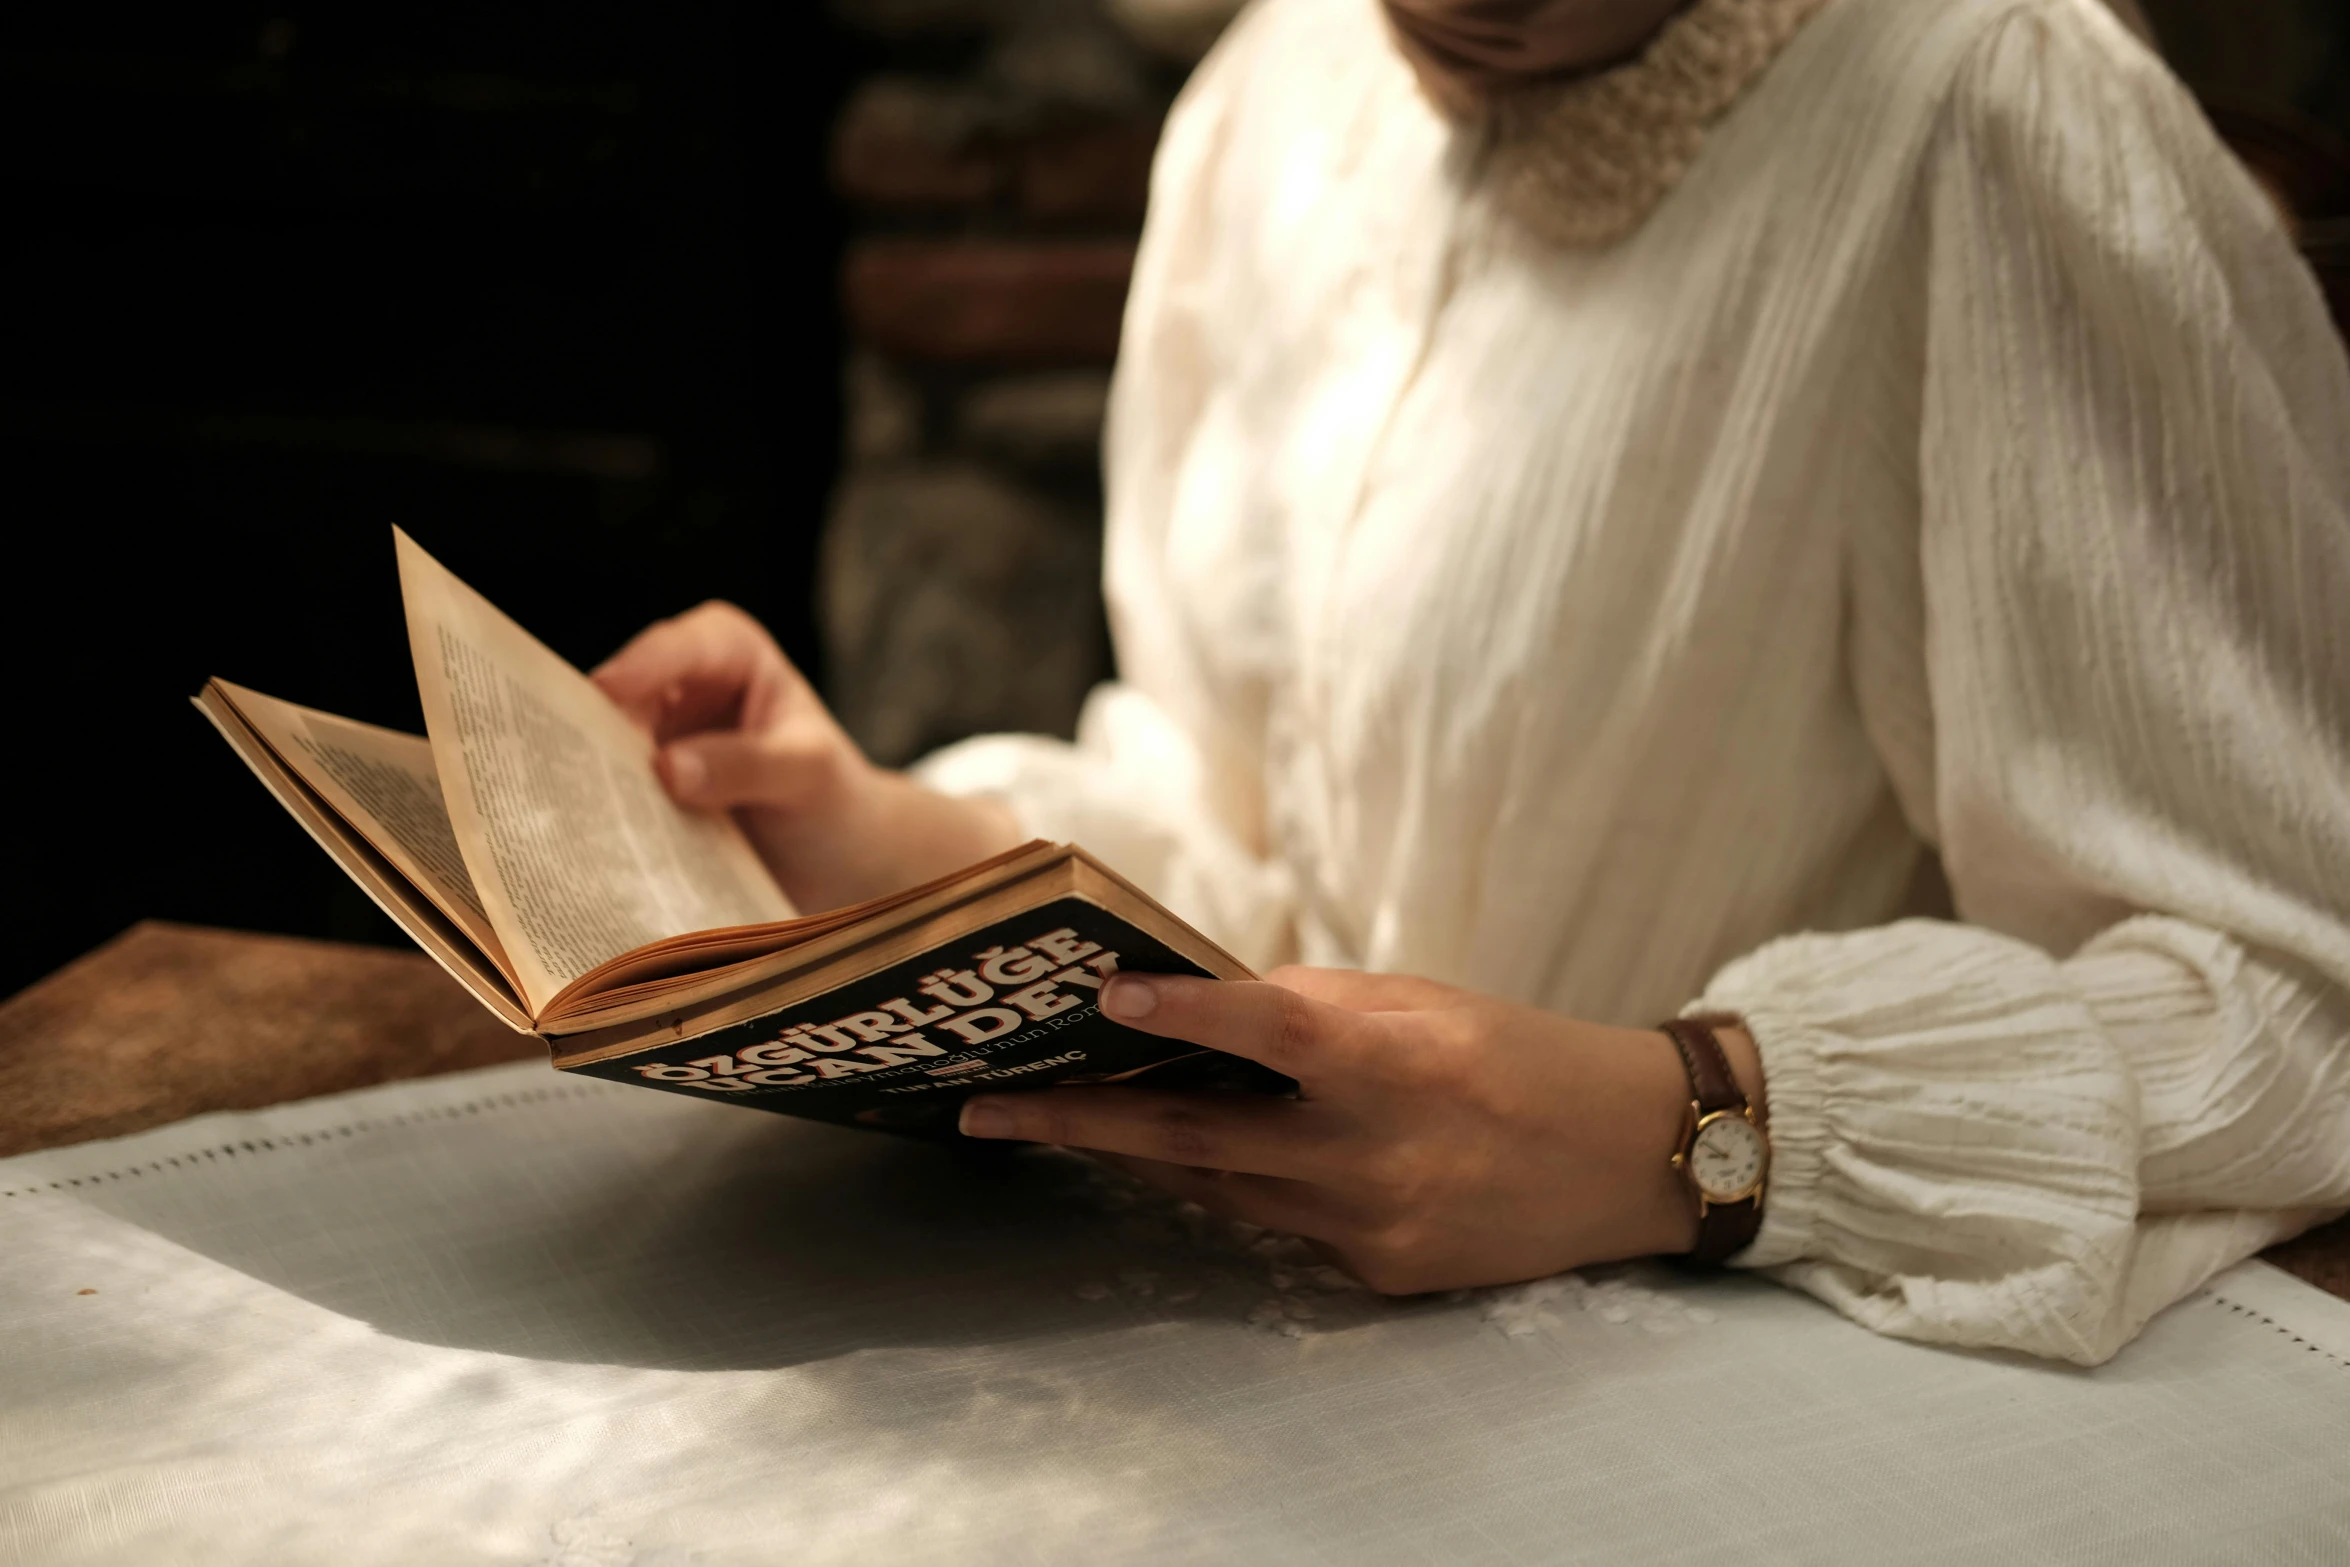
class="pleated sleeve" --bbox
[1702,4,2350,1363]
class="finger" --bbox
[1095,974,1369,1084]
[591,613,738,729]
[1268,965,1465,1014]
[657,717,844,812]
[591,602,790,740]
[1091,1153,1348,1241]
[957,1088,1337,1180]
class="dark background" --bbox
[3,3,857,994]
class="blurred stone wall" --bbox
[2139,0,2350,140]
[821,0,1241,766]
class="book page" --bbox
[192,685,534,1032]
[209,680,513,979]
[538,839,1065,1032]
[394,528,794,1013]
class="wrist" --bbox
[1715,1023,1766,1126]
[1655,1013,1769,1265]
[1644,1019,1767,1259]
[751,763,1021,911]
[1631,1027,1705,1257]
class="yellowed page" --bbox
[192,685,535,1033]
[394,527,795,1013]
[210,679,515,981]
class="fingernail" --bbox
[665,749,707,797]
[959,1099,1014,1139]
[1102,975,1157,1020]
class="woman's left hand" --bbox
[957,968,1756,1294]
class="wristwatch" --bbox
[1659,1013,1768,1264]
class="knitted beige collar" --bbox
[1479,0,1834,247]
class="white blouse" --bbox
[919,0,2350,1363]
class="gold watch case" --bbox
[1671,1103,1769,1208]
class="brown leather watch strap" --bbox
[1660,1015,1743,1117]
[1659,1014,1764,1265]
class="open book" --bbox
[196,529,1280,1135]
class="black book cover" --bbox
[562,896,1294,1137]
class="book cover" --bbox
[561,897,1294,1137]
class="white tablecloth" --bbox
[4,1061,2347,1565]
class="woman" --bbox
[595,0,2350,1364]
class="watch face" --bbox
[1689,1113,1766,1202]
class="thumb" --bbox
[655,729,836,812]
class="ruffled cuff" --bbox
[1696,919,2147,1363]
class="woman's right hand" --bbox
[591,601,1021,912]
